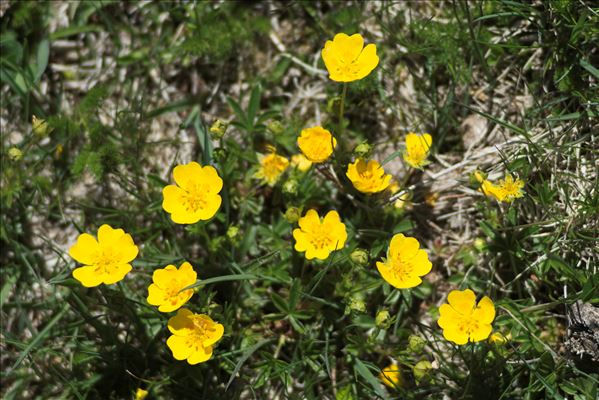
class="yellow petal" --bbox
[167,308,195,335]
[306,246,330,260]
[442,325,469,345]
[447,289,476,314]
[72,266,104,287]
[102,263,132,284]
[299,209,321,232]
[200,165,223,194]
[204,323,224,346]
[292,229,309,252]
[473,296,496,324]
[147,283,167,306]
[162,185,186,214]
[389,234,419,259]
[469,323,492,342]
[187,345,213,365]
[69,233,99,265]
[173,162,202,190]
[334,33,364,61]
[437,303,461,330]
[178,261,197,283]
[195,194,222,221]
[167,335,193,360]
[97,224,125,246]
[411,249,432,276]
[354,43,379,80]
[115,233,138,263]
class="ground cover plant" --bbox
[1,1,598,399]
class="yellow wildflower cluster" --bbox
[65,32,521,379]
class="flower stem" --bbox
[338,83,347,136]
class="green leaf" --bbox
[247,84,262,124]
[34,38,49,82]
[354,359,388,399]
[10,304,69,372]
[580,59,599,80]
[226,338,274,391]
[181,274,258,291]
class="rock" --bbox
[565,301,599,372]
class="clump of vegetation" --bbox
[1,1,597,399]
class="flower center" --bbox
[93,249,121,274]
[389,258,413,281]
[182,184,209,212]
[456,315,480,338]
[309,225,335,250]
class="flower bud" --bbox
[473,238,486,251]
[267,120,284,135]
[209,119,228,140]
[348,296,366,313]
[212,148,227,163]
[282,179,298,195]
[350,248,369,266]
[375,310,391,329]
[408,334,426,353]
[32,115,52,138]
[284,207,301,224]
[413,360,432,383]
[8,147,23,161]
[488,332,508,345]
[353,142,372,158]
[226,225,240,242]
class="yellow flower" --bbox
[376,234,432,289]
[147,262,197,312]
[346,158,392,194]
[476,171,524,203]
[254,152,289,186]
[293,210,347,260]
[166,308,224,365]
[162,162,223,224]
[321,33,379,82]
[379,363,402,388]
[496,174,524,202]
[290,154,312,172]
[404,133,432,168]
[437,289,496,345]
[135,388,149,400]
[297,126,337,163]
[69,224,138,287]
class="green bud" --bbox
[408,335,426,353]
[282,179,298,195]
[209,119,228,140]
[284,207,301,224]
[348,296,366,313]
[212,148,227,163]
[473,238,486,251]
[8,147,23,161]
[350,248,369,266]
[353,142,372,158]
[375,310,391,328]
[226,226,240,242]
[32,115,52,138]
[413,360,433,383]
[267,120,284,135]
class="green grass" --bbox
[1,1,598,399]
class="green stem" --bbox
[338,83,347,136]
